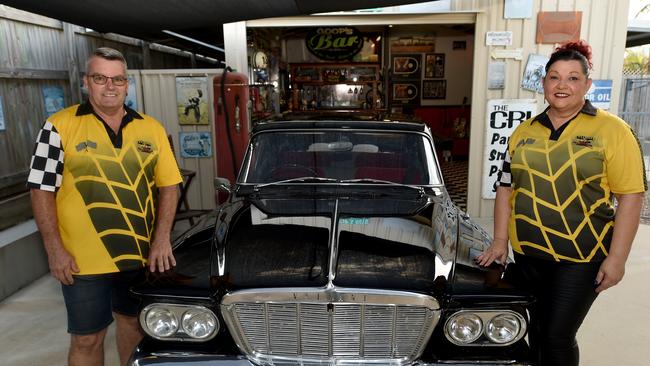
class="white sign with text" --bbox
[486,31,513,46]
[482,99,538,199]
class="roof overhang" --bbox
[0,0,434,60]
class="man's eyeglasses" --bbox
[89,74,128,86]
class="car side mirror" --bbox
[214,177,231,193]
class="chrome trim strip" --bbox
[134,293,212,301]
[327,199,340,286]
[221,287,441,309]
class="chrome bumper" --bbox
[129,353,255,365]
[129,352,531,366]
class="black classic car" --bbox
[128,119,534,365]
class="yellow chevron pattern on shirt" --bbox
[507,108,646,263]
[68,140,159,270]
[48,104,182,274]
[510,138,612,262]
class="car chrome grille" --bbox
[221,287,441,365]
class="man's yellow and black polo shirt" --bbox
[497,100,646,263]
[27,102,182,274]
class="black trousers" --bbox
[514,253,601,366]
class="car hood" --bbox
[218,190,458,294]
[134,188,526,302]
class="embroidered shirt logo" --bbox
[75,140,98,152]
[137,140,153,153]
[573,135,593,147]
[516,138,536,148]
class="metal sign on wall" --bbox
[306,27,364,61]
[586,80,613,110]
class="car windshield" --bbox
[241,130,441,185]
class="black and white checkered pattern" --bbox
[440,160,468,212]
[496,148,512,187]
[27,121,64,192]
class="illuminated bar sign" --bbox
[306,27,363,61]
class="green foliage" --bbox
[624,48,650,74]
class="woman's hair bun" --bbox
[554,40,593,70]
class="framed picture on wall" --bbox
[425,53,445,78]
[176,76,209,125]
[179,132,212,158]
[452,41,467,50]
[392,54,421,79]
[422,80,446,99]
[392,81,420,104]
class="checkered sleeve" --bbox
[26,121,64,192]
[495,147,512,187]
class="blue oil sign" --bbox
[586,80,612,110]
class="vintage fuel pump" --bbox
[213,67,250,202]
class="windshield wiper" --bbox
[254,176,339,189]
[340,178,425,193]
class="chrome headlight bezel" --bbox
[444,309,527,346]
[445,312,483,344]
[140,303,219,342]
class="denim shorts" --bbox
[61,270,142,335]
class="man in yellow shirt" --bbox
[28,47,182,365]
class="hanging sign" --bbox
[482,99,538,199]
[486,31,513,46]
[306,27,364,61]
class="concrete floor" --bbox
[1,221,649,366]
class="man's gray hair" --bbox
[85,47,128,74]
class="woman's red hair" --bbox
[554,40,593,70]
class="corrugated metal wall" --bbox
[136,69,221,211]
[0,7,219,230]
[461,0,631,217]
[74,34,215,71]
[0,18,67,70]
[0,15,68,181]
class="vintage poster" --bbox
[176,76,209,125]
[482,99,538,199]
[0,96,5,131]
[125,74,138,111]
[521,54,549,93]
[179,132,212,158]
[42,86,65,117]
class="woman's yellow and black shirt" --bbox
[497,100,647,263]
[27,103,182,274]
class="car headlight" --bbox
[444,310,527,346]
[144,307,178,338]
[485,313,521,344]
[182,308,218,339]
[140,303,219,341]
[445,313,483,344]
